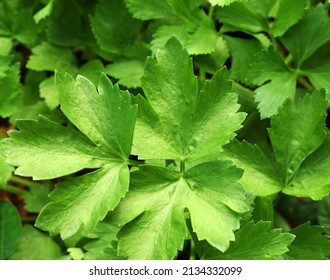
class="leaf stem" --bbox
[284,53,293,66]
[180,161,185,173]
[325,0,330,9]
[126,159,142,166]
[199,69,206,81]
[21,216,37,223]
[189,240,196,260]
[297,76,314,92]
[10,175,38,187]
[0,184,27,195]
[208,5,214,19]
[270,34,278,52]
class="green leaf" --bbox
[23,183,51,213]
[0,38,12,55]
[153,25,218,56]
[284,223,330,260]
[67,248,84,260]
[280,4,330,66]
[0,200,21,259]
[78,60,107,87]
[285,133,330,200]
[204,221,294,260]
[217,0,305,38]
[91,0,142,54]
[1,73,137,239]
[106,60,145,88]
[268,91,327,183]
[1,116,107,180]
[222,140,282,196]
[247,49,296,118]
[124,0,175,20]
[0,61,22,118]
[194,37,229,74]
[254,74,297,119]
[217,0,275,34]
[134,37,245,161]
[57,72,137,159]
[39,77,57,109]
[27,42,76,72]
[37,165,129,239]
[318,196,330,235]
[0,2,37,46]
[304,64,330,100]
[46,0,96,47]
[209,0,242,6]
[10,225,62,260]
[9,101,65,125]
[271,0,306,37]
[33,0,55,23]
[84,222,122,260]
[111,161,249,259]
[224,37,262,84]
[252,196,275,223]
[0,154,13,187]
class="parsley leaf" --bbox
[111,162,249,259]
[201,221,295,260]
[222,90,329,199]
[0,200,21,260]
[0,56,22,117]
[91,0,142,54]
[284,223,330,260]
[0,73,137,239]
[134,37,245,161]
[280,4,330,66]
[10,225,62,260]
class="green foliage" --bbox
[0,0,329,260]
[223,91,330,200]
[201,221,295,260]
[0,200,21,259]
[10,225,62,260]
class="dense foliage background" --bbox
[0,0,330,260]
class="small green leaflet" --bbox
[217,0,305,37]
[84,222,122,260]
[286,134,330,200]
[23,182,51,213]
[0,200,21,260]
[134,37,245,161]
[280,4,330,67]
[318,196,330,235]
[224,37,263,85]
[268,91,327,182]
[33,0,55,23]
[209,0,242,6]
[222,91,329,199]
[91,0,142,54]
[222,140,282,196]
[284,223,330,260]
[0,73,137,239]
[27,42,76,73]
[0,1,37,46]
[124,0,175,20]
[106,60,145,88]
[0,154,13,187]
[10,225,62,260]
[110,162,250,259]
[46,0,96,48]
[0,56,22,117]
[124,0,218,55]
[247,49,296,119]
[201,221,294,260]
